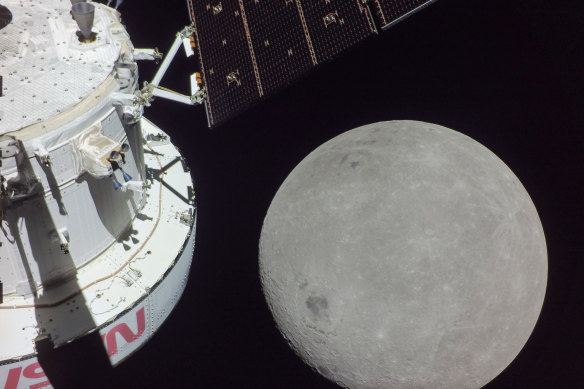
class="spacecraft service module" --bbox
[0,1,197,387]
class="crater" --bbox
[306,296,329,320]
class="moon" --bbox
[259,121,547,389]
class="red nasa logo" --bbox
[3,307,145,389]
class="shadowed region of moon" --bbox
[259,121,547,389]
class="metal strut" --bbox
[146,156,195,206]
[140,25,205,106]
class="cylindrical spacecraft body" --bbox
[0,2,196,387]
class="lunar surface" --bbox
[259,121,547,389]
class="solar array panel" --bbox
[187,0,436,127]
[374,0,437,29]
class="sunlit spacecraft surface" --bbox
[0,1,195,387]
[0,0,436,387]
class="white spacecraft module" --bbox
[0,1,197,387]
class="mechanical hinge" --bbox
[178,209,193,226]
[136,83,155,107]
[51,228,70,254]
[140,76,204,106]
[111,92,145,124]
[33,144,51,167]
[186,83,206,105]
[0,138,21,159]
[133,47,163,63]
[58,229,70,254]
[179,24,195,40]
[0,138,42,203]
[153,47,162,62]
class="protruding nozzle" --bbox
[70,0,86,5]
[111,175,122,191]
[122,171,132,182]
[71,2,95,42]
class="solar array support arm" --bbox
[151,85,197,105]
[151,27,192,86]
[133,48,163,61]
[142,25,203,106]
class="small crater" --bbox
[339,153,361,169]
[359,139,377,145]
[340,154,349,165]
[298,279,308,290]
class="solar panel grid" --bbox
[244,1,314,96]
[187,0,437,127]
[299,0,375,64]
[190,1,261,125]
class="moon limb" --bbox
[259,121,547,389]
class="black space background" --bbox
[100,0,583,388]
